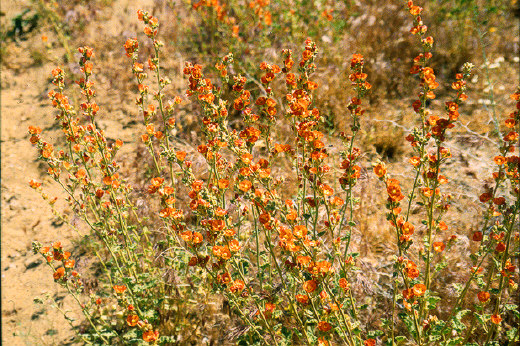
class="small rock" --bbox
[25,257,42,270]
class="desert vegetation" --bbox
[1,0,519,345]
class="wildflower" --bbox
[303,280,318,293]
[229,279,245,293]
[432,242,445,252]
[126,314,139,327]
[493,156,506,165]
[412,283,427,296]
[53,267,65,280]
[142,330,159,342]
[405,260,420,279]
[218,179,229,189]
[351,54,364,68]
[504,131,519,142]
[113,285,127,294]
[386,179,404,202]
[229,239,241,252]
[495,242,506,252]
[318,337,329,346]
[479,192,492,203]
[374,162,387,178]
[238,180,252,192]
[293,225,307,238]
[295,294,309,305]
[123,38,138,57]
[29,179,42,189]
[338,278,349,292]
[317,321,332,332]
[490,314,502,325]
[477,291,490,303]
[402,221,415,236]
[192,232,203,244]
[264,303,276,316]
[409,156,420,167]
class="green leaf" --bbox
[446,337,465,345]
[428,334,441,342]
[507,327,519,341]
[434,261,448,272]
[474,313,488,332]
[504,304,518,311]
[395,336,408,343]
[426,295,442,310]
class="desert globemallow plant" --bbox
[29,1,518,344]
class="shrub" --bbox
[29,1,519,345]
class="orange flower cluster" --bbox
[402,283,427,310]
[192,0,271,40]
[390,217,415,243]
[35,242,81,289]
[137,10,159,38]
[386,178,405,202]
[249,0,272,26]
[478,90,520,217]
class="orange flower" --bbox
[176,151,187,161]
[180,230,193,242]
[218,179,229,189]
[432,242,445,252]
[409,5,423,16]
[338,278,349,291]
[229,279,245,293]
[126,314,139,327]
[493,156,506,165]
[53,267,65,280]
[142,330,159,343]
[479,192,492,203]
[193,232,203,244]
[113,285,127,294]
[317,321,332,332]
[505,118,516,128]
[364,339,376,346]
[373,163,387,178]
[477,291,490,303]
[317,337,329,346]
[293,225,307,238]
[409,156,420,167]
[295,294,309,305]
[351,54,364,68]
[229,239,241,252]
[406,261,420,279]
[421,187,433,197]
[192,180,203,192]
[386,179,404,202]
[265,302,276,314]
[495,242,506,252]
[504,131,519,142]
[303,280,318,293]
[238,180,252,192]
[29,179,42,189]
[493,197,505,205]
[402,222,415,236]
[412,283,426,296]
[490,314,502,325]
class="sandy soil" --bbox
[1,0,157,344]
